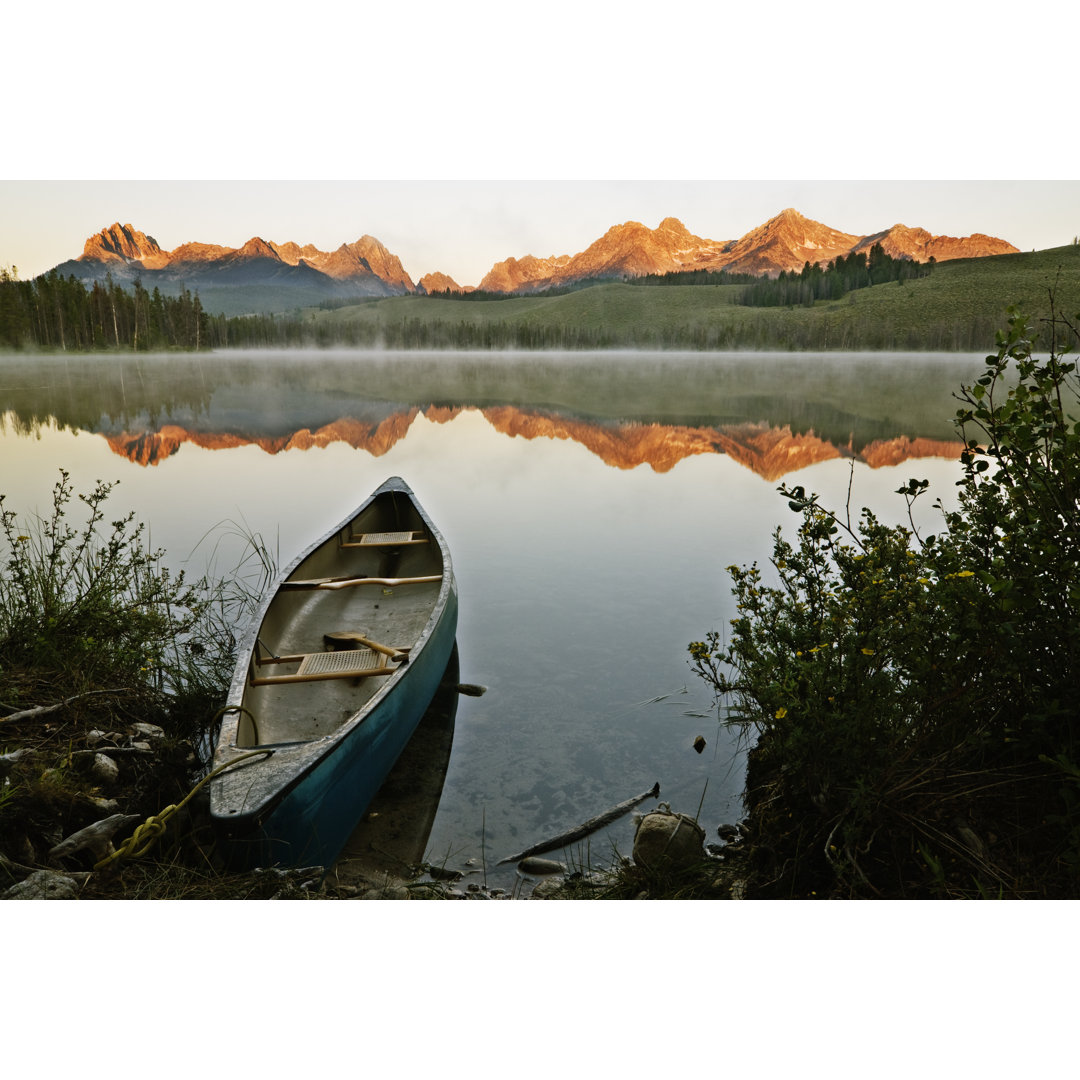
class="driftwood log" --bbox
[0,688,133,725]
[497,782,660,865]
[49,813,142,864]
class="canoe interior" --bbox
[238,487,445,748]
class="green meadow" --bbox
[282,244,1080,352]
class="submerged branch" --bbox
[497,782,660,865]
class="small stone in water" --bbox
[427,865,462,881]
[518,857,566,876]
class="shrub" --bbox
[0,470,244,745]
[690,302,1080,898]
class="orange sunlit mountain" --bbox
[479,210,1018,291]
[56,210,1017,299]
[101,407,963,481]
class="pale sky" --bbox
[3,179,1078,289]
[4,2,1079,288]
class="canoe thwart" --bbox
[281,574,443,591]
[341,530,429,548]
[323,632,410,663]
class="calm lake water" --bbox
[0,349,983,890]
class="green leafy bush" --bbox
[690,304,1080,898]
[0,470,244,742]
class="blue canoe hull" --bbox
[215,594,457,871]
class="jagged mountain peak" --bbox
[419,271,471,295]
[235,237,280,260]
[83,223,166,267]
[65,224,414,300]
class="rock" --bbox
[517,857,566,876]
[452,683,487,697]
[0,748,30,777]
[90,752,120,786]
[3,869,86,900]
[530,877,567,899]
[426,864,462,882]
[361,885,410,900]
[49,813,141,864]
[693,735,706,754]
[632,805,706,871]
[129,722,165,740]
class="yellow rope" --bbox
[95,707,268,871]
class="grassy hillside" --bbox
[273,245,1080,351]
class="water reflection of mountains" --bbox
[0,351,976,480]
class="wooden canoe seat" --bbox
[250,634,408,686]
[252,648,394,686]
[341,530,428,548]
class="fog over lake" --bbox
[0,349,981,887]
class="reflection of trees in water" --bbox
[0,353,977,467]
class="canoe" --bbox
[209,476,458,870]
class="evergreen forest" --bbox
[0,269,210,351]
[736,244,934,307]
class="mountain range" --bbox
[54,209,1019,306]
